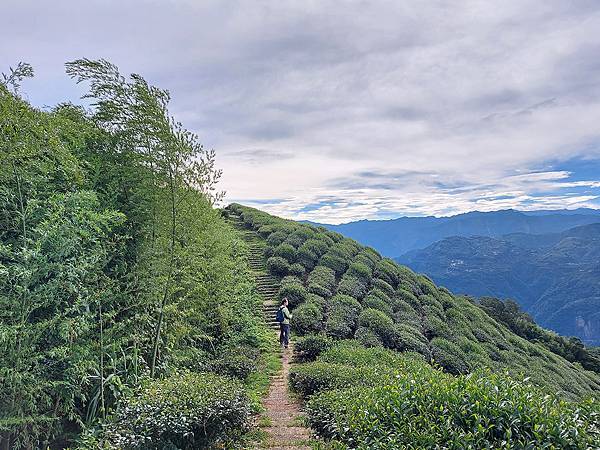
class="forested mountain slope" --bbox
[228,204,600,448]
[397,223,600,345]
[316,209,600,257]
[0,62,275,449]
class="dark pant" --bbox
[279,323,290,347]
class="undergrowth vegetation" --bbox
[302,342,599,449]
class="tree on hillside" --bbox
[66,59,224,376]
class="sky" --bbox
[3,0,600,224]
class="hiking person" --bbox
[276,297,292,348]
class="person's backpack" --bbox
[275,307,285,323]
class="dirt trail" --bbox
[261,342,311,449]
[227,212,311,449]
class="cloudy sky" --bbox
[3,0,600,223]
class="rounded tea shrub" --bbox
[301,238,330,258]
[266,230,287,247]
[209,346,258,380]
[257,225,274,237]
[281,275,302,287]
[292,301,324,335]
[289,262,306,277]
[337,275,368,300]
[325,294,363,339]
[305,369,600,449]
[289,362,395,398]
[320,252,348,276]
[431,337,470,375]
[266,256,290,276]
[99,372,250,449]
[346,261,372,283]
[278,282,307,308]
[296,246,318,271]
[374,258,400,287]
[361,295,393,316]
[372,278,395,298]
[355,326,383,348]
[358,308,397,348]
[274,243,297,263]
[307,265,336,298]
[294,334,333,361]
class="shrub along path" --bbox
[227,212,311,449]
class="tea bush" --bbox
[372,278,395,297]
[278,282,307,308]
[257,225,274,237]
[308,265,336,298]
[209,346,258,380]
[357,308,397,348]
[393,323,428,354]
[281,275,303,287]
[431,337,470,375]
[289,362,395,398]
[293,301,324,335]
[289,262,306,277]
[318,341,423,368]
[96,372,250,449]
[306,369,600,449]
[301,238,330,258]
[361,295,393,316]
[320,252,348,276]
[326,295,362,339]
[274,242,297,263]
[294,334,334,361]
[297,246,319,270]
[267,256,290,276]
[337,274,368,299]
[266,230,287,247]
[374,258,401,287]
[346,261,372,283]
[355,326,383,347]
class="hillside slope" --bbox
[317,209,600,257]
[397,223,600,345]
[228,204,600,401]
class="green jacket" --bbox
[280,306,292,325]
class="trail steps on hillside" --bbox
[227,212,311,449]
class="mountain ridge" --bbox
[312,208,600,257]
[397,223,600,345]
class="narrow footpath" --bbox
[261,343,310,449]
[227,212,311,449]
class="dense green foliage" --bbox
[479,297,600,373]
[303,342,600,449]
[230,203,600,448]
[81,372,250,449]
[0,62,269,448]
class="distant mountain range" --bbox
[316,208,600,257]
[396,223,600,345]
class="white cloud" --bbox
[2,0,600,222]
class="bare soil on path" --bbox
[260,340,311,449]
